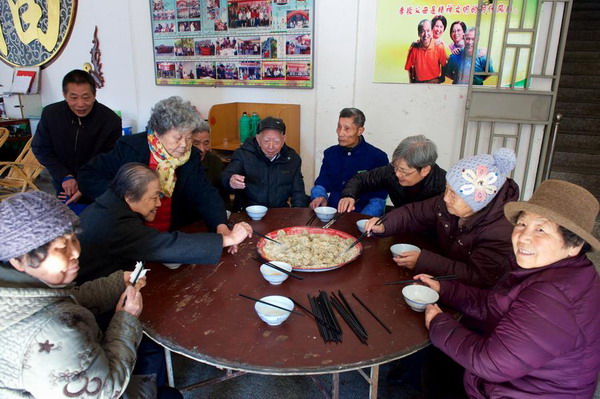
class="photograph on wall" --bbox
[374,0,536,86]
[150,0,314,88]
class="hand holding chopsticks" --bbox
[253,257,304,280]
[344,214,388,253]
[384,274,458,286]
[239,293,304,316]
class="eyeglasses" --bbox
[392,163,419,177]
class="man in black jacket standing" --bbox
[32,69,121,204]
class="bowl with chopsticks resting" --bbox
[246,205,268,221]
[314,206,336,222]
[390,243,421,257]
[260,261,292,285]
[402,285,439,312]
[254,295,294,326]
[356,219,369,234]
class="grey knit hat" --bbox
[446,148,517,212]
[0,191,79,260]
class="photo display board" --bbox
[151,0,314,88]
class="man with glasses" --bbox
[338,135,446,214]
[310,108,389,216]
[221,116,309,209]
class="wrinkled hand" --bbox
[123,272,147,290]
[337,197,356,213]
[221,222,252,253]
[61,177,78,197]
[229,174,246,190]
[392,251,420,270]
[364,217,385,235]
[116,285,143,318]
[59,190,83,205]
[425,304,442,330]
[414,273,440,293]
[310,196,327,209]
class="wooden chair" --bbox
[0,128,9,149]
[0,137,44,199]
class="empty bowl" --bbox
[356,219,369,234]
[254,295,294,326]
[260,261,292,285]
[402,285,439,312]
[246,205,268,221]
[163,263,182,269]
[314,206,336,222]
[390,243,421,257]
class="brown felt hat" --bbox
[504,179,600,251]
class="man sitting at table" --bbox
[310,108,389,216]
[338,135,446,214]
[220,116,309,209]
[32,69,121,205]
[77,163,252,283]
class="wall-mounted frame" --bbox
[150,0,314,88]
[0,0,77,67]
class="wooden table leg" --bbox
[369,365,380,399]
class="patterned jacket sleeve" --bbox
[71,271,125,315]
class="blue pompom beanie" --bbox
[446,148,517,212]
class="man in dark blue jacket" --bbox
[32,69,121,204]
[310,108,389,216]
[221,117,309,210]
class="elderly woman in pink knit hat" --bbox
[366,147,519,288]
[418,180,600,398]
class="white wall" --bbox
[0,0,467,185]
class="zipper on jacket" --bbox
[74,117,82,170]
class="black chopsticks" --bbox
[306,213,317,226]
[383,274,458,286]
[253,230,283,245]
[253,257,304,280]
[238,293,304,316]
[344,214,388,252]
[292,298,340,333]
[322,212,343,229]
[352,293,392,334]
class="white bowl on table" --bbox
[390,243,421,257]
[356,219,369,234]
[402,285,439,312]
[246,205,268,221]
[260,261,292,285]
[314,206,336,222]
[163,263,183,269]
[254,295,294,326]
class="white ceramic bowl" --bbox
[254,295,294,326]
[246,205,268,221]
[314,206,336,222]
[390,243,421,257]
[163,263,183,269]
[402,285,439,312]
[356,219,369,234]
[260,261,292,285]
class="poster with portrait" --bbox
[150,0,314,88]
[374,0,537,86]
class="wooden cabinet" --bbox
[208,102,300,154]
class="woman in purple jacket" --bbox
[418,180,600,398]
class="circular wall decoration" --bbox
[0,0,77,67]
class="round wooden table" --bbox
[140,208,439,397]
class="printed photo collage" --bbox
[151,0,313,87]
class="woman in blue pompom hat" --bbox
[366,147,519,288]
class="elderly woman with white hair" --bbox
[417,180,600,398]
[79,96,239,249]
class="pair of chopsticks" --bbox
[253,230,283,245]
[253,256,303,280]
[306,213,317,226]
[344,214,388,253]
[383,274,458,286]
[330,290,368,344]
[323,212,343,229]
[239,293,304,316]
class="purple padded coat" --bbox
[382,179,519,288]
[430,254,600,398]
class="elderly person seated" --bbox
[310,108,389,216]
[221,116,309,209]
[192,121,226,190]
[417,180,600,398]
[77,163,252,283]
[366,148,518,288]
[79,96,234,242]
[0,191,180,398]
[338,135,446,214]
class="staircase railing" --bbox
[542,113,563,181]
